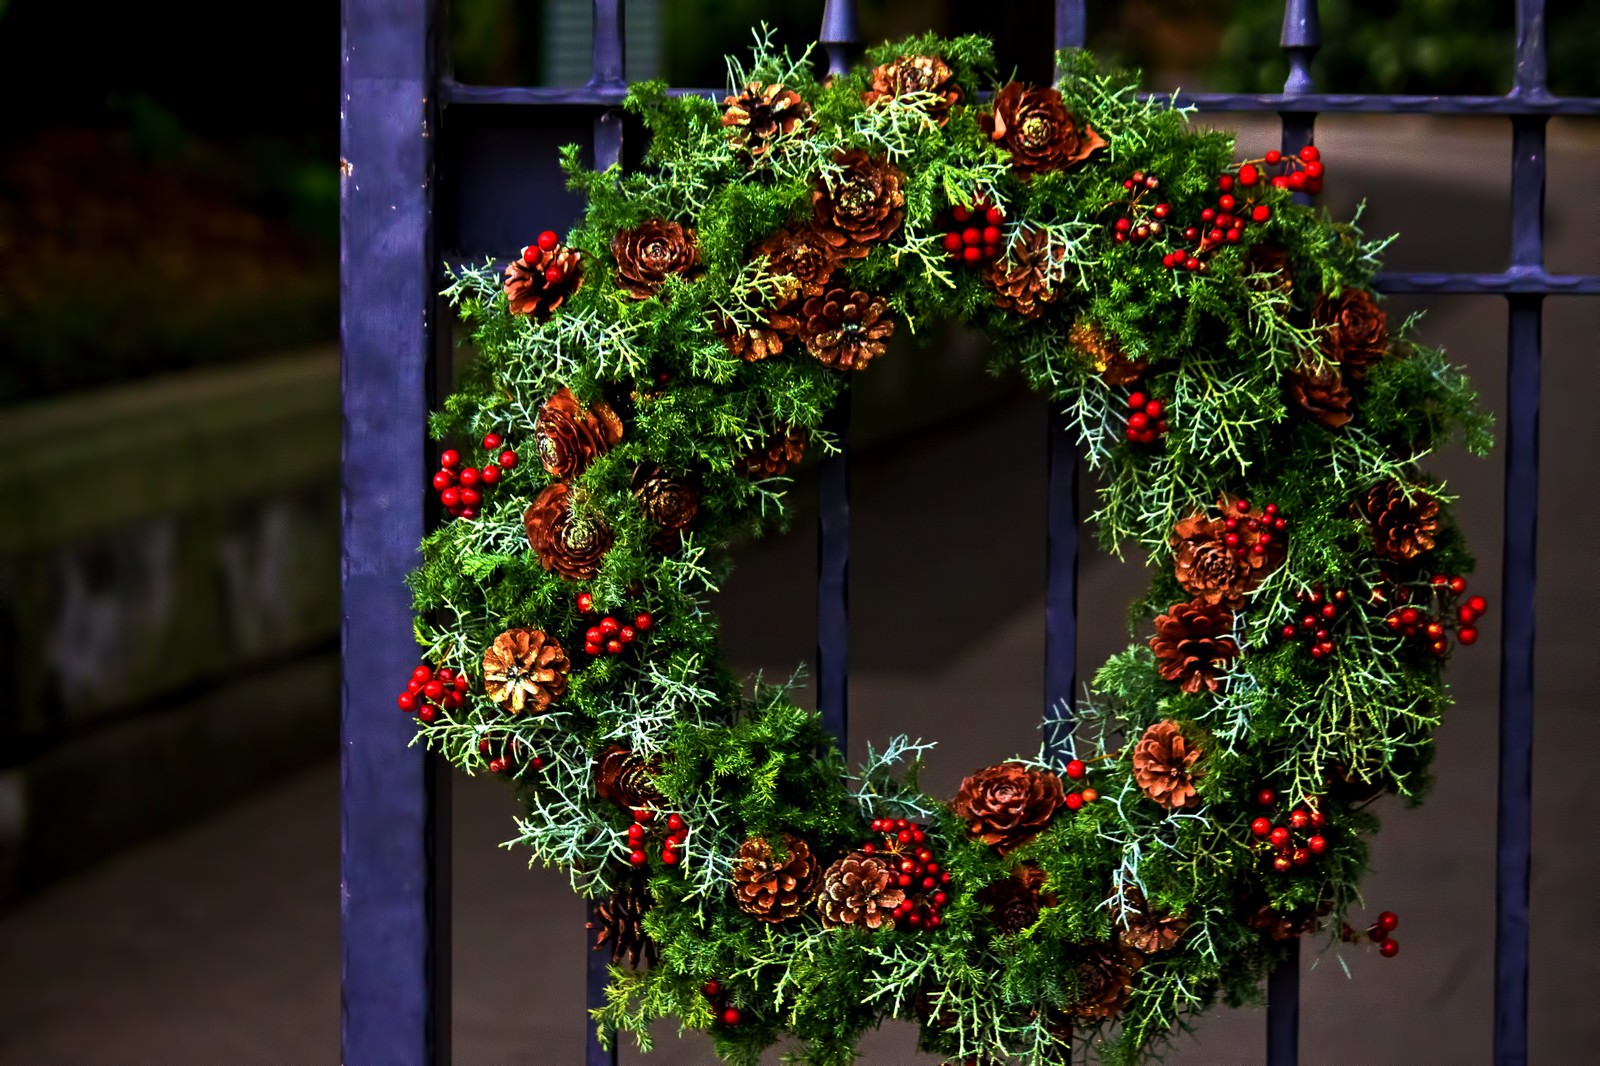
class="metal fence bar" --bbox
[340,0,449,1063]
[1495,4,1547,1062]
[815,0,859,754]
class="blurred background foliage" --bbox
[0,0,1591,404]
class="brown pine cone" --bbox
[1248,898,1331,942]
[861,54,964,126]
[587,879,657,969]
[1285,362,1353,429]
[951,762,1065,854]
[811,149,906,259]
[523,483,613,581]
[731,833,820,923]
[1149,600,1239,694]
[1359,479,1440,561]
[714,311,799,362]
[1244,243,1294,293]
[535,387,624,479]
[1170,500,1284,606]
[988,226,1067,319]
[981,83,1106,177]
[504,244,583,320]
[976,862,1053,934]
[611,219,702,299]
[1070,945,1142,1021]
[1131,720,1204,810]
[752,225,840,303]
[482,627,570,714]
[800,287,895,371]
[818,851,907,929]
[722,82,811,157]
[631,463,699,544]
[1068,320,1146,385]
[594,745,664,809]
[1114,885,1189,953]
[1314,288,1388,378]
[741,425,808,478]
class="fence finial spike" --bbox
[819,0,862,78]
[1279,0,1321,95]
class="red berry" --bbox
[1257,788,1276,806]
[584,642,602,656]
[1129,412,1150,432]
[962,246,981,263]
[1251,817,1272,837]
[982,225,1002,245]
[942,232,962,253]
[1218,194,1236,211]
[1308,834,1328,855]
[1298,144,1320,163]
[1379,939,1399,958]
[480,465,501,485]
[1115,217,1133,233]
[1271,175,1289,189]
[1272,855,1293,873]
[606,639,624,655]
[1270,826,1290,847]
[980,206,1002,225]
[666,813,685,831]
[1143,400,1164,419]
[544,266,564,285]
[1238,164,1259,186]
[432,470,455,490]
[398,692,416,712]
[459,487,482,507]
[1185,257,1201,271]
[439,449,460,469]
[1291,847,1311,866]
[1065,792,1084,811]
[1218,174,1234,191]
[951,205,970,223]
[576,592,594,613]
[1289,809,1310,829]
[585,627,604,645]
[1066,759,1086,780]
[702,980,721,998]
[412,665,434,683]
[982,244,998,259]
[417,706,437,723]
[536,230,558,251]
[458,466,481,488]
[661,850,680,865]
[1449,576,1467,593]
[634,612,653,631]
[1265,149,1282,165]
[1201,208,1216,223]
[1287,171,1307,191]
[629,850,647,866]
[1457,627,1479,646]
[601,616,620,634]
[1398,607,1421,626]
[498,450,519,468]
[1305,160,1325,179]
[962,227,981,246]
[618,625,636,644]
[423,680,445,701]
[1467,594,1488,614]
[1377,910,1399,932]
[1128,391,1147,410]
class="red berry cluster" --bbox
[397,663,468,724]
[939,199,1006,266]
[701,980,742,1027]
[521,230,569,284]
[1281,585,1351,659]
[1341,909,1401,958]
[1162,171,1274,273]
[1124,390,1169,445]
[1248,789,1329,874]
[627,808,688,868]
[477,734,543,775]
[1063,758,1101,809]
[434,433,519,520]
[1111,171,1168,245]
[861,817,950,929]
[1243,145,1326,196]
[1379,573,1486,657]
[1227,497,1287,558]
[575,591,654,658]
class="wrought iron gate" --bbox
[339,1,1599,1062]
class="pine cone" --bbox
[976,862,1053,934]
[1314,288,1388,378]
[1114,885,1189,954]
[741,425,808,478]
[951,762,1065,854]
[504,244,583,320]
[722,82,811,157]
[1131,720,1204,810]
[753,225,840,303]
[1068,320,1145,385]
[818,851,907,929]
[1244,243,1294,293]
[988,226,1066,319]
[1359,480,1440,562]
[800,287,895,371]
[1070,945,1142,1022]
[482,627,570,714]
[631,464,699,539]
[523,483,613,581]
[1285,362,1353,429]
[594,745,664,809]
[861,54,964,126]
[535,387,624,479]
[611,219,702,299]
[714,311,800,362]
[587,880,657,968]
[1169,500,1284,607]
[1247,898,1331,942]
[731,833,820,923]
[1149,600,1239,694]
[811,149,906,259]
[981,83,1106,177]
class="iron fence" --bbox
[339,0,1599,1062]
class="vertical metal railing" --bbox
[338,0,1600,1060]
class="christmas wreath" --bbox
[405,32,1492,1065]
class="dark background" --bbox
[1,1,1597,1063]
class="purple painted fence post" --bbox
[340,0,449,1062]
